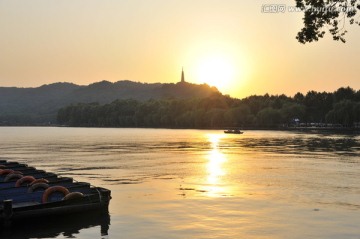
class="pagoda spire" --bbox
[181,67,185,83]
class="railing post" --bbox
[3,199,13,225]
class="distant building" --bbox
[180,68,185,83]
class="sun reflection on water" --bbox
[203,134,231,197]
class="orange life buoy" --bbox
[15,176,36,187]
[30,178,49,185]
[42,186,70,203]
[0,169,14,175]
[63,192,84,201]
[4,173,23,182]
[28,182,49,193]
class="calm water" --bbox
[0,127,359,239]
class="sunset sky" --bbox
[1,0,359,98]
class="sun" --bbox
[195,54,236,92]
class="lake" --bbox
[0,127,359,238]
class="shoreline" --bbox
[1,125,359,134]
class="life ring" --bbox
[63,192,84,201]
[30,178,49,185]
[28,182,49,193]
[42,186,70,203]
[4,173,23,182]
[15,176,36,187]
[0,169,14,175]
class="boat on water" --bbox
[224,129,244,134]
[0,160,111,226]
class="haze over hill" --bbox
[0,80,219,125]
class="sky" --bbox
[0,0,360,99]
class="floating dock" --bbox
[0,160,111,226]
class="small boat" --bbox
[224,129,244,134]
[0,160,111,226]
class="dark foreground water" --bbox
[0,127,359,239]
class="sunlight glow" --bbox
[184,39,250,97]
[196,55,236,92]
[207,149,226,185]
[208,134,224,148]
[203,134,230,197]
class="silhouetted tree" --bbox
[304,91,333,122]
[294,92,305,104]
[295,0,360,43]
[280,102,306,124]
[333,87,355,102]
[326,100,358,126]
[57,86,360,129]
[256,107,282,127]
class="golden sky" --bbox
[0,0,359,98]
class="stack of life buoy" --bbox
[0,167,84,203]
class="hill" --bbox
[0,80,220,125]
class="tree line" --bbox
[57,87,360,128]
